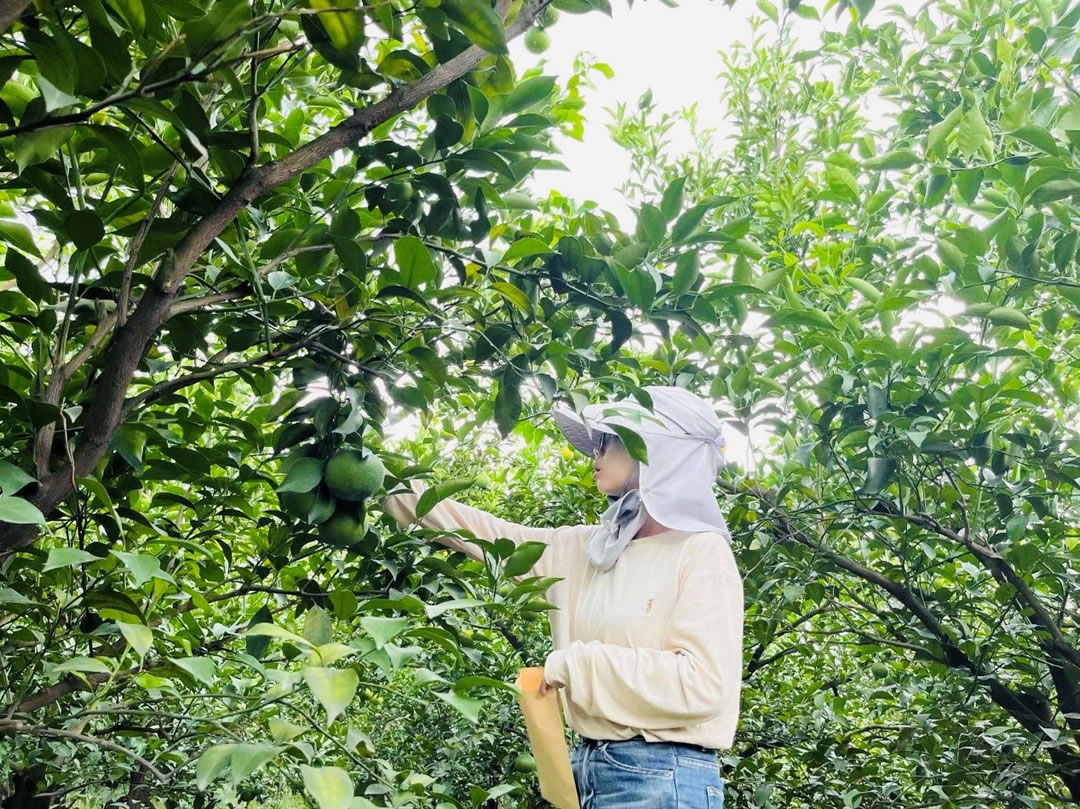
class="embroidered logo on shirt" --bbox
[644,598,654,615]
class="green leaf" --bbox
[435,690,483,723]
[303,605,333,646]
[636,203,667,247]
[672,203,712,243]
[43,547,98,571]
[180,2,250,55]
[672,252,700,296]
[423,597,487,618]
[269,718,307,742]
[460,148,514,178]
[1030,179,1080,206]
[47,656,112,676]
[503,540,547,577]
[954,169,982,204]
[415,477,477,519]
[0,496,45,525]
[277,458,323,493]
[394,235,437,288]
[244,607,274,661]
[105,0,145,35]
[111,551,175,587]
[1054,231,1078,271]
[304,666,359,724]
[607,423,649,463]
[936,237,967,272]
[0,219,43,257]
[64,210,105,250]
[1006,512,1028,542]
[301,765,354,809]
[756,0,778,21]
[14,126,75,174]
[247,622,313,647]
[196,745,233,791]
[927,105,962,154]
[956,107,990,156]
[169,656,217,686]
[844,275,881,302]
[863,149,919,170]
[860,457,895,494]
[494,371,522,438]
[439,0,508,54]
[492,280,533,315]
[767,307,835,330]
[6,250,50,304]
[84,587,145,622]
[1008,125,1058,156]
[825,164,859,197]
[1000,87,1033,132]
[0,587,36,605]
[502,237,551,261]
[660,176,687,220]
[117,621,153,658]
[228,744,280,786]
[503,76,556,115]
[954,226,988,256]
[986,307,1029,329]
[359,615,410,648]
[308,0,365,60]
[866,384,887,418]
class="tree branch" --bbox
[719,480,1060,736]
[0,720,168,783]
[867,502,1080,669]
[121,340,309,414]
[0,0,32,35]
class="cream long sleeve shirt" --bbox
[380,478,744,750]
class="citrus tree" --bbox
[0,0,732,804]
[3,0,1080,806]
[608,0,1080,805]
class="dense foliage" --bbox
[0,0,1078,806]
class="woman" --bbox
[381,385,743,808]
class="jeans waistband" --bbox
[581,736,715,755]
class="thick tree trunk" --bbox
[0,0,32,36]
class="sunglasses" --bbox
[594,432,621,455]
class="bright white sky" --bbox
[509,0,855,225]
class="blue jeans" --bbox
[570,737,725,808]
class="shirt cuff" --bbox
[544,648,571,688]
[546,640,590,687]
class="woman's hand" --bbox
[539,677,560,697]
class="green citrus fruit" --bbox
[539,5,558,25]
[319,510,365,546]
[324,450,385,502]
[514,752,537,773]
[279,489,316,519]
[871,662,889,679]
[524,28,550,54]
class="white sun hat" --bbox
[551,385,730,570]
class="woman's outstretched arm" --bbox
[380,477,576,575]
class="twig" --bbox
[118,163,179,328]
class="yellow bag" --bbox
[514,666,581,809]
